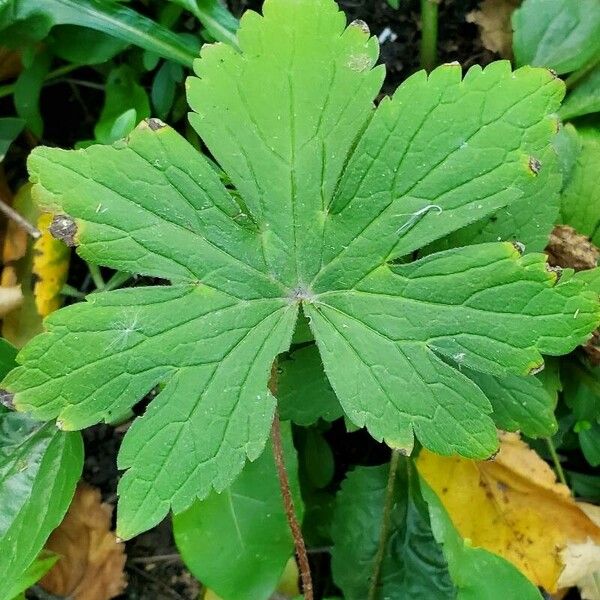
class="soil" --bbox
[22,1,498,599]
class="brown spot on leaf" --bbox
[528,156,542,175]
[349,19,370,35]
[0,389,14,410]
[546,225,600,271]
[49,215,77,247]
[146,118,165,131]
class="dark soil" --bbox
[22,1,498,598]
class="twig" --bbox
[271,410,313,600]
[420,0,440,71]
[545,437,567,487]
[130,553,182,564]
[367,449,401,600]
[0,196,41,238]
[128,564,186,600]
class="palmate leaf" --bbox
[2,0,599,538]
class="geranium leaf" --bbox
[306,243,598,456]
[2,0,599,537]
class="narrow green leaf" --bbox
[0,339,17,380]
[169,0,239,47]
[278,343,343,426]
[0,0,197,66]
[0,413,83,600]
[512,0,600,74]
[561,127,600,244]
[553,123,582,184]
[5,553,58,600]
[420,477,542,600]
[14,51,50,137]
[173,421,301,600]
[0,117,25,162]
[331,460,455,600]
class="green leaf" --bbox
[331,460,455,600]
[5,552,58,600]
[173,421,300,600]
[168,0,238,47]
[512,0,600,74]
[95,65,151,144]
[0,0,197,66]
[561,127,600,244]
[463,369,557,437]
[0,413,83,600]
[14,51,50,137]
[48,25,129,65]
[307,243,598,457]
[0,117,25,162]
[420,477,543,600]
[4,0,599,537]
[0,338,17,381]
[278,343,343,426]
[553,122,581,184]
[428,146,561,253]
[560,65,600,120]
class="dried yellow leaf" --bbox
[417,432,600,592]
[40,483,127,600]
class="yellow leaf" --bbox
[417,432,600,592]
[1,184,69,346]
[466,0,521,58]
[40,483,127,600]
[32,212,70,317]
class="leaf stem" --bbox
[61,283,86,299]
[545,437,567,487]
[104,271,133,292]
[271,411,313,600]
[368,449,400,600]
[420,0,440,71]
[87,262,105,290]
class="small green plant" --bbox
[2,0,599,544]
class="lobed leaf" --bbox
[3,0,599,537]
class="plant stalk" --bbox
[545,437,567,487]
[271,410,313,600]
[368,449,401,600]
[420,0,440,72]
[87,262,105,290]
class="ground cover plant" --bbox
[1,0,600,599]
